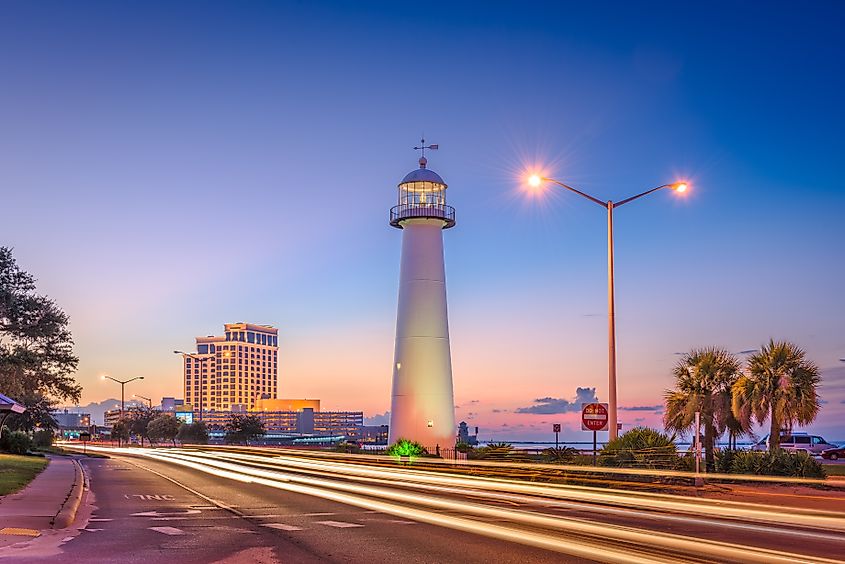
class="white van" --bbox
[751,432,836,455]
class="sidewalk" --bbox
[0,455,84,548]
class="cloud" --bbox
[619,405,663,412]
[515,387,598,414]
[364,411,389,425]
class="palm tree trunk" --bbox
[769,412,780,453]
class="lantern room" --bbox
[389,155,456,229]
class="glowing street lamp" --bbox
[526,173,689,440]
[101,375,144,420]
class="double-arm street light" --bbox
[174,350,209,422]
[527,174,689,440]
[101,375,145,420]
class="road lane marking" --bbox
[149,526,185,536]
[88,518,113,522]
[262,523,303,531]
[132,510,201,517]
[0,528,39,537]
[316,520,364,528]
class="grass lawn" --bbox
[0,454,48,496]
[823,464,845,477]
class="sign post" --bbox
[552,423,561,449]
[80,431,91,455]
[581,403,609,466]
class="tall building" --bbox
[183,322,279,413]
[388,143,457,450]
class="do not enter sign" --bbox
[581,403,609,432]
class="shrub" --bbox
[333,442,363,454]
[32,429,54,448]
[729,450,826,478]
[543,446,579,464]
[1,430,33,454]
[714,449,737,474]
[455,441,474,453]
[386,438,427,459]
[598,427,678,469]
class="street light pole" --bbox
[134,394,153,410]
[102,375,145,420]
[174,351,208,422]
[527,175,688,440]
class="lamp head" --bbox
[528,174,543,188]
[672,182,689,193]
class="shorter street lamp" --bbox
[101,375,145,420]
[174,350,209,422]
[526,174,689,440]
[133,393,153,410]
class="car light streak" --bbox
[90,447,843,564]
[179,449,845,534]
[182,450,845,544]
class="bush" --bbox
[598,427,678,469]
[386,438,427,459]
[543,446,579,464]
[1,430,33,454]
[333,442,363,454]
[714,449,737,474]
[729,450,826,478]
[32,429,54,448]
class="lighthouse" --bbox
[388,140,456,452]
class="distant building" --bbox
[160,397,185,412]
[198,400,363,439]
[457,421,478,446]
[183,322,279,413]
[361,424,389,444]
[51,410,92,439]
[104,406,149,427]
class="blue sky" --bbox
[2,1,843,439]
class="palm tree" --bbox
[732,340,820,452]
[664,347,744,471]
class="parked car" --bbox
[751,433,837,455]
[821,446,845,461]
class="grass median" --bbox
[0,454,49,496]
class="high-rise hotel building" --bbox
[183,323,279,412]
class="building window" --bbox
[198,344,209,354]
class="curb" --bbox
[51,458,84,529]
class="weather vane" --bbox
[413,137,439,159]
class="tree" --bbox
[0,248,81,430]
[112,420,130,447]
[224,414,264,445]
[147,414,181,446]
[177,421,209,444]
[664,347,746,471]
[129,409,155,447]
[733,340,820,452]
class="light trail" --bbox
[79,445,845,564]
[182,448,845,533]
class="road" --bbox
[3,446,844,563]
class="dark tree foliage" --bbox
[0,248,81,430]
[177,421,209,444]
[129,409,155,447]
[112,420,130,447]
[225,414,265,445]
[147,414,180,446]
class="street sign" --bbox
[581,403,609,432]
[552,424,561,433]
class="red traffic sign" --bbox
[581,403,609,432]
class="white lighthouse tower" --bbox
[388,140,456,452]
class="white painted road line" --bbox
[88,518,113,522]
[262,523,304,531]
[149,526,185,536]
[316,520,364,528]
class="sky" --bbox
[2,1,844,440]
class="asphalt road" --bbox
[4,447,845,563]
[3,453,566,564]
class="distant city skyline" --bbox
[6,2,843,441]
